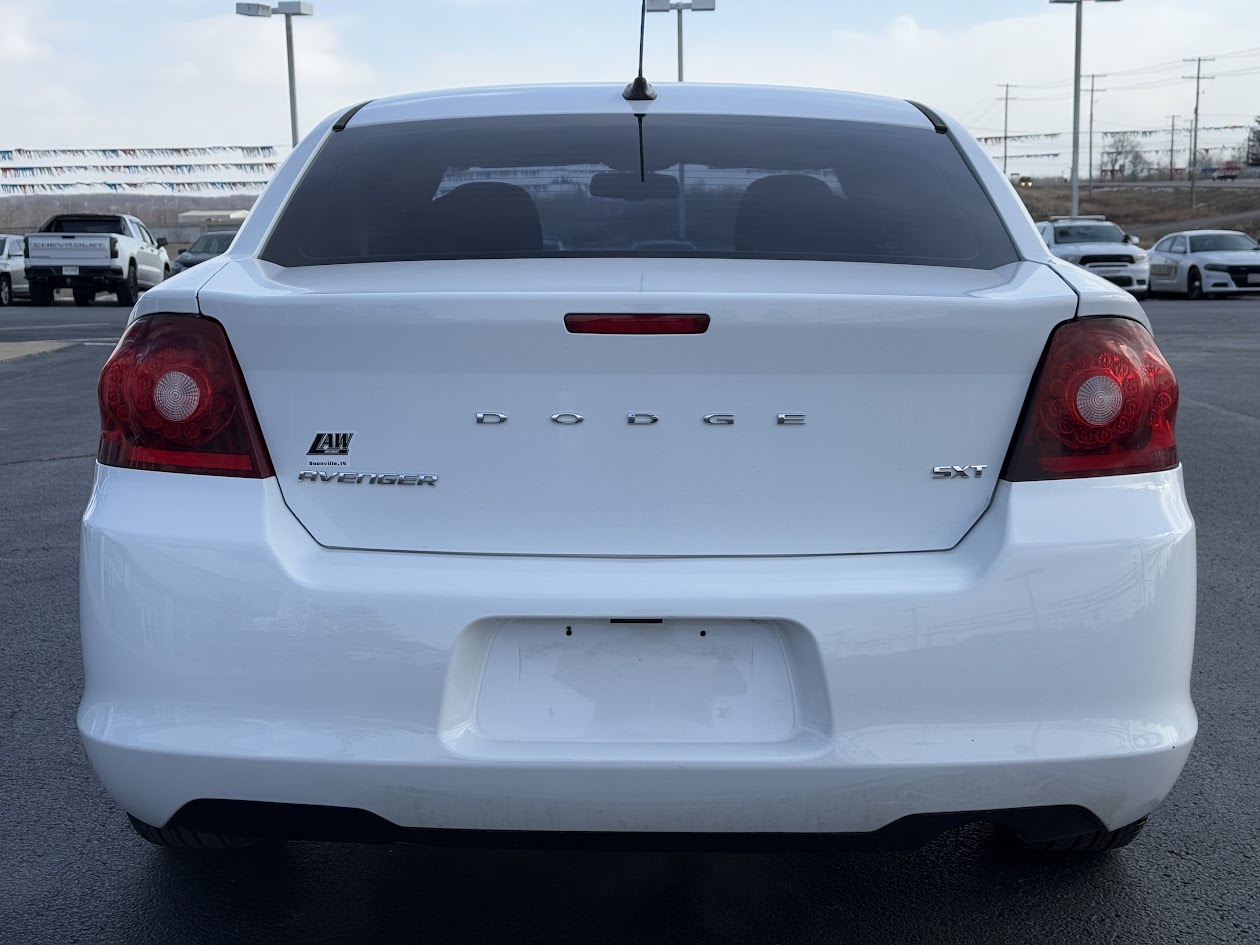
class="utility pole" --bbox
[1183,57,1215,208]
[1085,74,1106,198]
[999,83,1015,176]
[1069,0,1083,215]
[1168,115,1177,181]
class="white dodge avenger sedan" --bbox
[80,83,1195,855]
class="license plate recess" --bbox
[441,618,831,752]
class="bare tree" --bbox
[1102,132,1153,181]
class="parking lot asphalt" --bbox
[1,298,1257,945]
[0,297,130,346]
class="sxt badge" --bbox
[932,464,988,479]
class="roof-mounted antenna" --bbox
[623,0,657,102]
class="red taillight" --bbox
[97,314,274,478]
[1003,317,1178,481]
[564,313,710,335]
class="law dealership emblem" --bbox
[308,432,353,456]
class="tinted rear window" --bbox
[263,114,1016,269]
[43,216,128,235]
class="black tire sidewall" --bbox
[117,266,138,306]
[0,275,10,306]
[1187,270,1203,300]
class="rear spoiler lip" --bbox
[332,100,374,133]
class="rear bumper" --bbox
[28,266,125,290]
[79,466,1197,838]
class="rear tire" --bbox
[73,288,96,307]
[127,814,262,850]
[1011,816,1148,853]
[1186,269,1204,301]
[0,275,11,306]
[116,264,138,307]
[30,283,54,307]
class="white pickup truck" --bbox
[24,213,170,307]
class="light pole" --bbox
[1049,0,1121,216]
[645,0,715,82]
[645,0,715,240]
[236,2,314,148]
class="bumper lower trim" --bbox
[166,799,1107,850]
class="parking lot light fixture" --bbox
[235,2,314,148]
[645,0,716,83]
[1050,0,1122,216]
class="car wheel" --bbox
[1009,815,1148,854]
[1184,269,1204,299]
[127,814,262,850]
[162,265,170,281]
[0,275,11,307]
[30,284,54,307]
[73,288,96,307]
[1186,269,1204,301]
[116,265,138,307]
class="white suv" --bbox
[1036,216,1151,300]
[80,84,1195,856]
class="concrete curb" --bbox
[0,341,75,362]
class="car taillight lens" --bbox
[109,235,118,258]
[97,314,273,478]
[1003,317,1178,481]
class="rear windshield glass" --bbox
[1188,233,1259,253]
[43,216,128,235]
[1053,223,1124,245]
[262,114,1017,269]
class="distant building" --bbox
[176,209,251,231]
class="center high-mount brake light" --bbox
[1003,317,1178,481]
[96,314,273,478]
[565,313,710,335]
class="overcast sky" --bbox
[6,0,1260,173]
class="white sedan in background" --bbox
[1148,229,1260,299]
